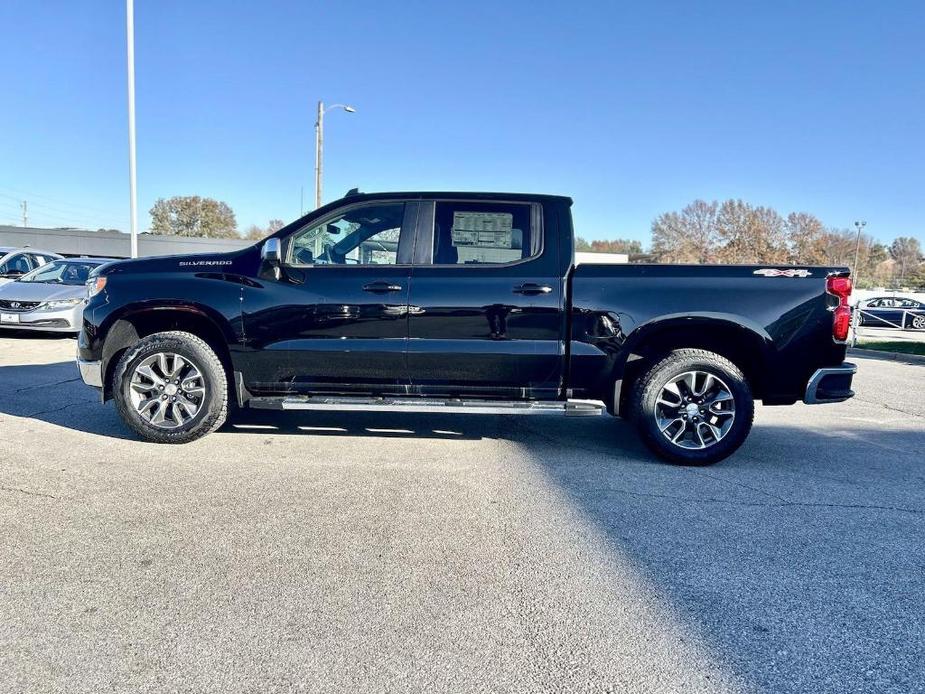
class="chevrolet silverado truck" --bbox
[76,191,856,464]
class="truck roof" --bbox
[327,190,573,206]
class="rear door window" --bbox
[431,201,539,265]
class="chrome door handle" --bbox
[513,283,553,295]
[362,282,403,293]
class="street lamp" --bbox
[314,101,356,209]
[853,220,866,286]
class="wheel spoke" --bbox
[691,422,705,448]
[170,402,185,424]
[695,373,714,397]
[135,364,165,387]
[659,416,684,433]
[701,421,722,442]
[130,380,158,394]
[150,400,167,425]
[157,353,170,379]
[169,355,186,379]
[175,393,199,415]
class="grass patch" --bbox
[855,340,925,356]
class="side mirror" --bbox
[262,238,281,264]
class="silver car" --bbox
[0,258,111,333]
[0,247,63,286]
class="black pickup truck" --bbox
[77,191,856,464]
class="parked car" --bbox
[0,258,111,333]
[855,296,925,330]
[0,247,63,285]
[77,190,856,465]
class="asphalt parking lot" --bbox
[1,332,924,693]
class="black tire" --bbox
[629,349,754,466]
[113,331,228,443]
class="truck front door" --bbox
[241,200,415,395]
[406,199,564,399]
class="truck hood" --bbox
[0,281,87,302]
[98,246,259,276]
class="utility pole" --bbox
[20,201,27,227]
[126,0,139,258]
[313,101,356,209]
[852,220,866,286]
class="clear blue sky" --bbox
[1,0,923,245]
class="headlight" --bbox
[87,276,107,298]
[43,298,84,310]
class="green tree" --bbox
[149,196,237,238]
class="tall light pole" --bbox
[126,0,139,258]
[852,220,866,286]
[314,101,355,209]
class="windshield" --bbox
[18,260,100,285]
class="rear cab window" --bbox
[431,201,541,265]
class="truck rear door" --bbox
[406,198,564,399]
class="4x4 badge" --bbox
[753,268,812,278]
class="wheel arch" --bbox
[100,304,235,401]
[612,313,774,415]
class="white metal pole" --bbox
[314,100,324,209]
[126,0,139,258]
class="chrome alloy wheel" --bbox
[128,352,207,429]
[912,315,925,330]
[654,370,735,450]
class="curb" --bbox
[848,347,925,365]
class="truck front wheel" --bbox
[630,349,754,465]
[113,331,228,444]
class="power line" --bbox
[0,186,118,217]
[0,192,126,225]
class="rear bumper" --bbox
[803,362,856,404]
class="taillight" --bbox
[826,274,853,342]
[832,305,851,341]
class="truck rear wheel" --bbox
[630,349,754,465]
[113,331,228,444]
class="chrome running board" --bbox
[247,395,605,417]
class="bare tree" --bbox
[243,218,287,240]
[890,236,923,283]
[651,200,718,263]
[589,238,643,255]
[786,212,827,264]
[715,200,787,263]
